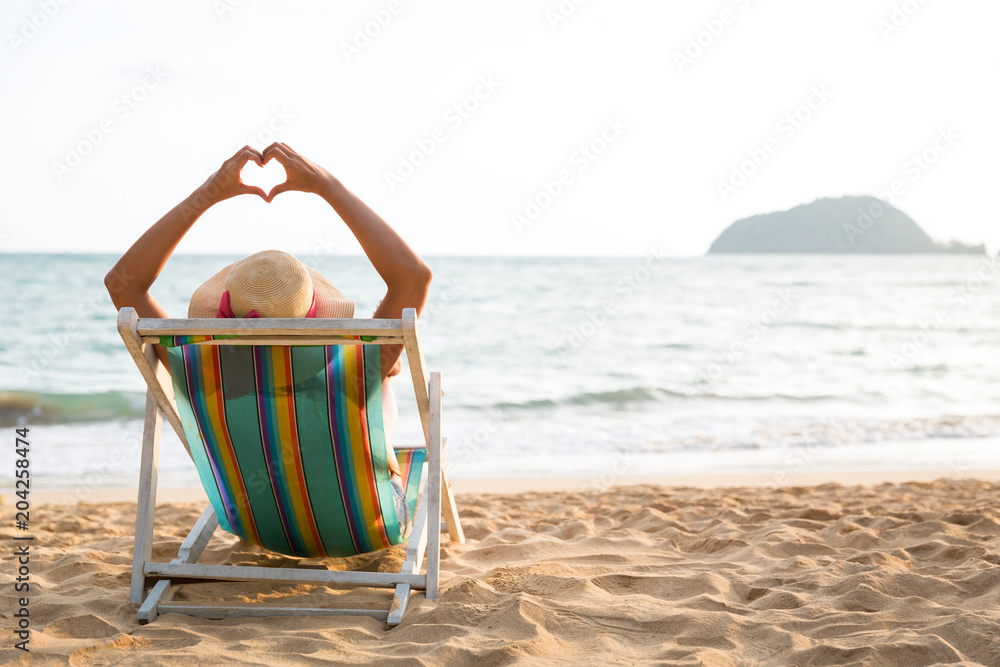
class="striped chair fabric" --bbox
[163,339,423,558]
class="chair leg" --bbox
[138,580,176,623]
[441,476,465,544]
[138,506,218,623]
[426,372,443,600]
[131,372,162,604]
[389,459,431,625]
[439,438,466,544]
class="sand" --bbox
[2,476,1000,665]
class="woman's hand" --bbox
[261,142,333,201]
[194,146,268,205]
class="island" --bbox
[708,196,985,254]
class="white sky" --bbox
[1,0,997,257]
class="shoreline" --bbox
[8,467,1000,506]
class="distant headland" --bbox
[708,196,985,255]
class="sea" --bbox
[2,253,1000,497]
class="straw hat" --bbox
[188,249,355,319]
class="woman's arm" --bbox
[105,146,268,367]
[262,143,433,379]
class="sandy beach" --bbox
[2,473,999,665]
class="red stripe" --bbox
[210,350,261,545]
[281,348,325,556]
[357,351,391,548]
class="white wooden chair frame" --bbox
[117,307,465,625]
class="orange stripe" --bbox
[344,346,382,550]
[357,353,390,548]
[207,350,260,544]
[278,349,324,556]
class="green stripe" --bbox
[404,449,426,519]
[168,347,235,535]
[188,346,242,534]
[291,346,356,557]
[333,348,369,553]
[363,345,400,543]
[217,346,291,555]
[258,348,307,556]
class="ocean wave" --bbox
[0,390,146,427]
[485,386,841,411]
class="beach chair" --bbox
[116,306,464,624]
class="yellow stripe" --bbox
[344,347,381,547]
[201,348,254,536]
[272,348,321,555]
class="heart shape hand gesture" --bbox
[199,143,333,205]
[256,142,333,202]
[240,158,287,200]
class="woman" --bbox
[105,143,432,525]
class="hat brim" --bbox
[188,262,355,319]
